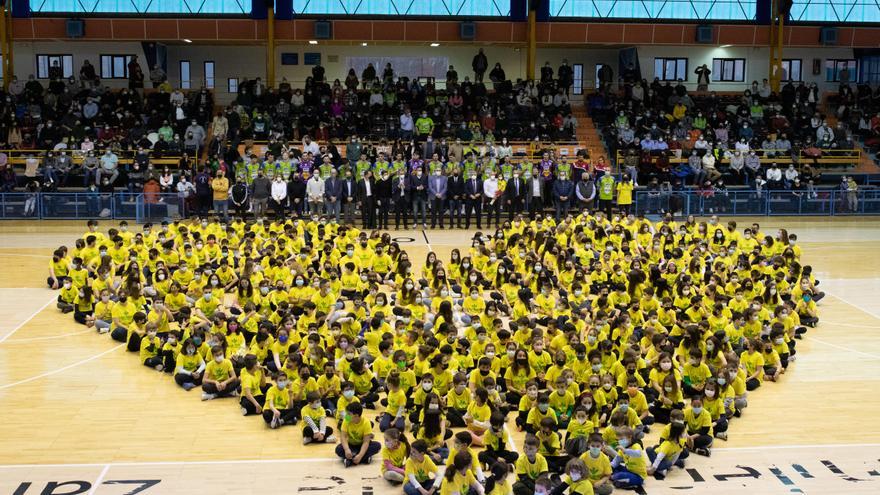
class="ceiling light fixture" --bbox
[309,40,318,45]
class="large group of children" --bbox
[48,212,822,495]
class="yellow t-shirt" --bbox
[342,417,372,446]
[515,453,549,480]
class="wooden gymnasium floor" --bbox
[0,218,879,495]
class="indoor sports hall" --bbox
[0,2,879,495]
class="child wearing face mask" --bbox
[415,393,449,463]
[608,426,646,489]
[683,396,714,456]
[646,409,687,480]
[337,402,382,467]
[380,427,410,484]
[174,337,206,391]
[263,372,298,428]
[479,411,518,466]
[301,391,334,445]
[578,433,613,495]
[512,434,548,495]
[202,344,240,401]
[564,406,595,456]
[380,372,407,432]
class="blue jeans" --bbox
[213,199,229,220]
[404,479,434,495]
[412,197,427,225]
[612,464,644,487]
[335,441,381,462]
[646,446,674,477]
[326,200,341,222]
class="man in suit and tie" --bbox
[341,169,358,225]
[552,170,574,221]
[357,170,377,229]
[464,169,483,229]
[391,169,410,229]
[407,166,429,229]
[505,170,526,221]
[324,168,343,222]
[428,167,448,229]
[375,169,392,230]
[446,167,465,228]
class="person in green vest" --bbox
[158,121,174,142]
[598,171,616,218]
[234,159,249,183]
[355,153,372,179]
[427,154,445,175]
[391,154,406,175]
[245,155,261,184]
[262,155,278,179]
[481,158,497,181]
[415,111,434,140]
[374,153,390,176]
[500,157,515,180]
[277,151,294,180]
[518,159,533,177]
[319,155,335,179]
[556,157,572,182]
[461,153,479,178]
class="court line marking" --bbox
[87,464,111,495]
[806,336,880,360]
[0,253,52,259]
[0,295,57,344]
[422,229,433,251]
[816,320,880,329]
[3,442,880,469]
[1,328,94,344]
[827,293,880,321]
[0,343,125,390]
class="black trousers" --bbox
[484,198,501,227]
[465,198,482,228]
[430,197,445,227]
[507,197,523,220]
[376,199,389,229]
[394,197,409,228]
[362,196,376,228]
[448,198,463,227]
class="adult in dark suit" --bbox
[407,167,429,228]
[324,169,343,222]
[341,170,357,225]
[375,169,392,230]
[464,171,483,229]
[552,173,574,221]
[391,169,410,229]
[287,175,307,218]
[357,170,377,229]
[505,172,526,221]
[446,168,465,228]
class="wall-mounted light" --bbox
[183,39,192,43]
[430,43,440,47]
[309,40,318,45]
[361,42,368,46]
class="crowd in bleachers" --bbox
[589,75,879,198]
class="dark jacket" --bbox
[505,177,526,201]
[391,175,409,202]
[342,178,357,201]
[375,177,392,205]
[230,182,249,206]
[464,176,483,199]
[406,173,429,201]
[324,177,343,201]
[447,174,465,200]
[356,178,375,202]
[288,178,306,202]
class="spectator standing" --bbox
[392,168,410,229]
[230,175,249,218]
[695,64,711,91]
[472,48,488,83]
[270,174,287,219]
[552,171,573,220]
[251,169,272,217]
[408,167,429,229]
[306,172,325,216]
[211,170,230,221]
[341,170,357,225]
[428,167,447,229]
[558,59,573,95]
[357,170,377,229]
[176,173,195,217]
[324,169,343,222]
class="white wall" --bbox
[10,41,855,104]
[11,41,148,89]
[636,45,855,91]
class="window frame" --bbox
[572,63,584,95]
[654,57,689,82]
[100,54,134,80]
[180,60,191,90]
[36,54,74,79]
[712,58,746,82]
[204,61,215,89]
[780,59,802,82]
[825,59,857,82]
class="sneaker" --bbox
[715,431,728,441]
[343,459,353,468]
[182,382,197,392]
[201,392,217,401]
[695,448,711,457]
[241,407,249,416]
[154,364,164,372]
[326,434,336,443]
[653,471,666,481]
[674,457,686,468]
[270,416,281,429]
[303,437,312,445]
[97,327,109,334]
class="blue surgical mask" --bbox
[589,447,601,458]
[692,406,703,416]
[618,438,630,448]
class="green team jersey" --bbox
[319,163,335,179]
[355,160,372,178]
[481,161,497,180]
[246,161,261,182]
[428,160,445,174]
[518,161,533,175]
[462,159,478,176]
[374,160,390,175]
[391,160,406,174]
[556,161,572,178]
[234,161,249,182]
[415,117,434,135]
[500,163,514,179]
[599,175,616,200]
[277,160,293,178]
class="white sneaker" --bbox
[326,434,336,443]
[270,416,280,429]
[303,437,312,445]
[241,407,248,416]
[97,327,109,334]
[201,393,217,401]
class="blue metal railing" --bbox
[0,189,878,221]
